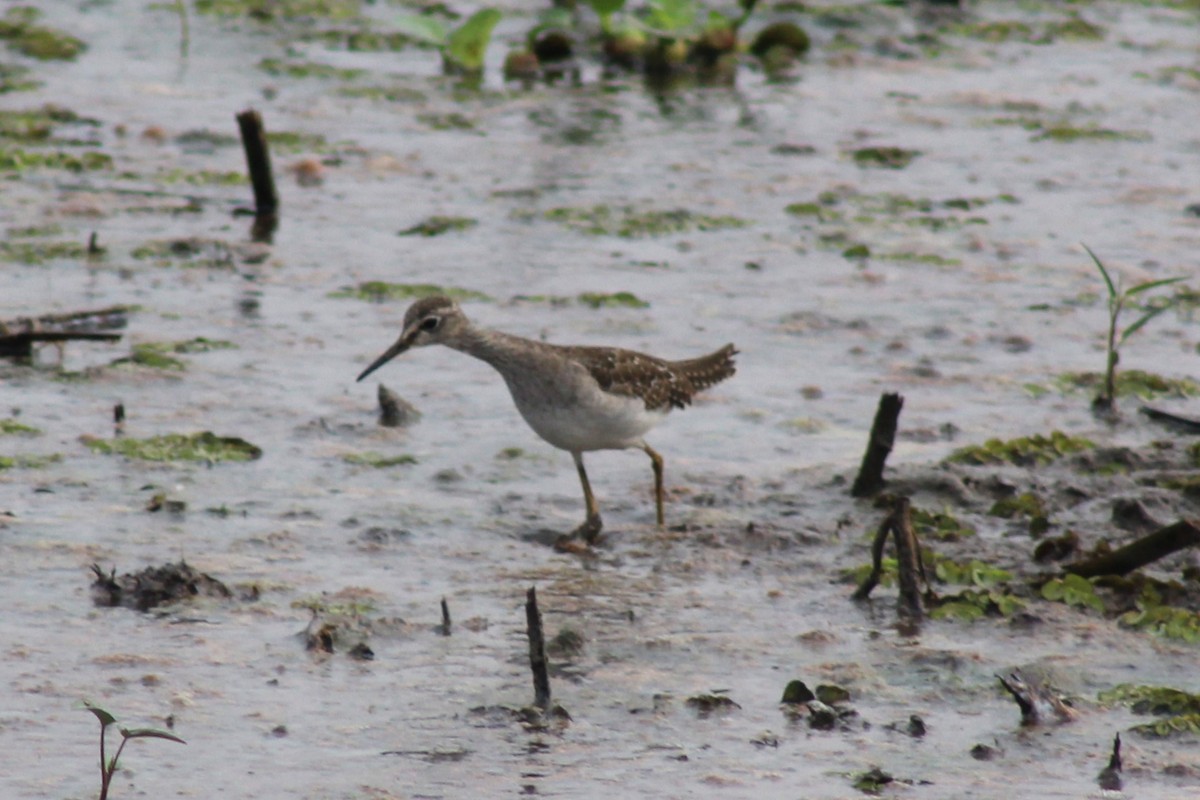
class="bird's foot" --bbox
[554,513,603,550]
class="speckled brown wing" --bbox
[565,343,737,411]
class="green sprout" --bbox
[80,700,185,800]
[1083,245,1185,414]
[393,8,501,74]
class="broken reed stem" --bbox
[851,393,904,498]
[1065,519,1200,578]
[235,109,278,218]
[439,597,451,637]
[852,496,925,619]
[525,586,551,710]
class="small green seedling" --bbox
[1084,244,1185,414]
[80,700,185,800]
[393,8,501,74]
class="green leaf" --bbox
[120,727,187,744]
[586,0,626,16]
[647,0,697,32]
[1118,304,1172,347]
[1082,243,1116,301]
[393,14,447,46]
[80,699,117,727]
[446,8,501,71]
[1124,276,1186,298]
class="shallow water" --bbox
[2,1,1200,798]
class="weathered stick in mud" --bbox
[1065,519,1200,578]
[526,586,551,709]
[236,109,278,218]
[440,596,451,637]
[0,306,128,361]
[853,495,925,618]
[851,392,904,497]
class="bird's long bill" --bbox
[356,334,413,382]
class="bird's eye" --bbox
[419,316,440,332]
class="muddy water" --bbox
[3,1,1199,798]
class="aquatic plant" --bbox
[84,432,262,462]
[1084,245,1185,414]
[393,8,501,74]
[80,700,184,800]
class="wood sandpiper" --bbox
[357,296,737,543]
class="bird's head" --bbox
[356,295,467,382]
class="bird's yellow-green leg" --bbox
[641,443,665,527]
[570,452,603,542]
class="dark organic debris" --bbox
[781,679,815,705]
[997,670,1077,726]
[0,305,127,361]
[1140,405,1200,434]
[377,383,420,427]
[90,561,232,612]
[685,693,741,717]
[1097,733,1122,791]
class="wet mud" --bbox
[2,1,1199,798]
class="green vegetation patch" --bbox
[1099,684,1200,738]
[0,418,39,435]
[1120,590,1200,643]
[397,216,478,237]
[544,205,748,238]
[415,112,476,131]
[337,85,427,103]
[152,167,246,186]
[0,105,99,142]
[911,506,975,541]
[85,432,262,463]
[131,237,233,266]
[111,338,237,371]
[946,430,1094,467]
[258,58,365,81]
[930,589,1025,621]
[1041,574,1105,612]
[265,131,331,154]
[0,7,87,61]
[1031,125,1149,143]
[1055,370,1200,401]
[989,492,1049,535]
[343,451,417,468]
[0,62,40,93]
[0,146,111,173]
[953,15,1104,45]
[577,291,649,309]
[0,239,88,264]
[0,453,61,470]
[329,282,492,302]
[850,147,920,169]
[195,0,363,22]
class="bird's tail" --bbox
[674,344,737,393]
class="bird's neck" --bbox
[446,325,534,375]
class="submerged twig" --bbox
[853,496,926,619]
[851,393,904,497]
[1065,519,1200,578]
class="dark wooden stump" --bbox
[236,109,278,218]
[525,586,551,709]
[851,393,904,498]
[853,496,925,619]
[1065,519,1200,578]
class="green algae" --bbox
[85,432,262,463]
[111,338,237,371]
[850,147,920,169]
[911,507,975,541]
[1032,125,1150,143]
[343,452,418,468]
[195,0,362,22]
[0,418,39,435]
[0,146,111,173]
[0,453,62,470]
[397,216,478,237]
[0,239,89,264]
[1055,370,1200,401]
[329,282,492,302]
[0,7,87,61]
[946,431,1095,467]
[577,291,649,309]
[258,58,365,81]
[0,62,39,93]
[543,205,748,237]
[1041,573,1105,612]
